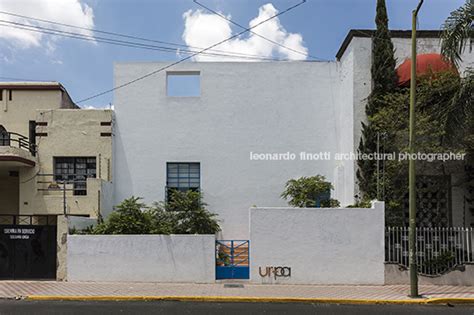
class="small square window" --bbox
[166,72,200,97]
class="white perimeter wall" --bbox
[67,235,215,283]
[249,202,385,285]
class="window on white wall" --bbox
[166,162,200,202]
[166,72,200,97]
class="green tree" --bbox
[371,0,398,94]
[281,175,340,208]
[441,0,474,67]
[357,0,398,199]
[441,1,474,224]
[369,71,473,225]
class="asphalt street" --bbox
[0,300,472,315]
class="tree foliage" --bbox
[153,190,221,234]
[93,197,153,234]
[281,175,340,208]
[369,71,474,225]
[357,0,398,199]
[441,0,474,67]
[371,0,398,94]
[91,191,220,235]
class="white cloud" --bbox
[0,0,94,49]
[81,104,114,110]
[182,3,308,61]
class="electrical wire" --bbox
[193,0,328,61]
[0,20,285,61]
[0,10,293,61]
[76,0,308,104]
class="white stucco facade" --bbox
[113,32,474,238]
[114,61,348,239]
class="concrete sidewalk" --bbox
[0,281,473,304]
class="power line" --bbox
[193,0,328,61]
[76,0,307,104]
[0,10,289,61]
[0,19,285,61]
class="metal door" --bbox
[0,215,57,280]
[216,240,249,280]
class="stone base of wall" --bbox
[385,263,474,286]
[56,215,68,281]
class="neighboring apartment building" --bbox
[114,30,474,239]
[0,82,113,280]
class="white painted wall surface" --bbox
[113,36,473,239]
[390,37,474,72]
[100,180,114,217]
[67,235,215,283]
[249,202,385,285]
[114,62,350,239]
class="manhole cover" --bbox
[224,283,244,288]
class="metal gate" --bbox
[0,215,57,280]
[215,240,249,280]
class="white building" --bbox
[113,30,474,239]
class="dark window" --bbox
[54,157,96,195]
[8,90,12,101]
[29,121,36,156]
[0,89,3,101]
[0,125,9,146]
[166,162,200,199]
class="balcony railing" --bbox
[37,174,93,196]
[0,132,36,156]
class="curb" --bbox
[24,295,474,305]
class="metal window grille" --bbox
[166,162,200,200]
[54,157,96,195]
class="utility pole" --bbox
[409,0,424,298]
[376,132,380,201]
[63,179,67,216]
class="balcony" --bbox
[35,174,113,217]
[0,132,36,167]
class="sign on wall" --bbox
[3,228,36,240]
[259,266,291,280]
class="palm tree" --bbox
[441,0,473,67]
[440,2,474,227]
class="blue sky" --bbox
[0,0,466,108]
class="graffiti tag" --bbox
[258,266,291,280]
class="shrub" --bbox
[153,190,221,234]
[347,196,372,208]
[92,196,152,234]
[90,191,220,235]
[281,175,340,208]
